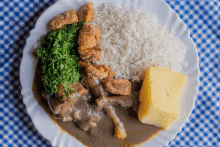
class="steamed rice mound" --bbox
[91,5,186,80]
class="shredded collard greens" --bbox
[37,23,83,96]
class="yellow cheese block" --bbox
[138,67,187,130]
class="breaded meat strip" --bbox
[50,9,78,30]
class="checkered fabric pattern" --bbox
[0,0,219,146]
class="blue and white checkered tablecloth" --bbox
[0,0,219,146]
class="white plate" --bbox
[20,0,200,146]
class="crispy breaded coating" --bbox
[78,61,114,80]
[78,61,90,68]
[50,9,78,30]
[101,65,115,78]
[78,24,100,49]
[105,106,126,139]
[78,23,101,62]
[78,61,107,79]
[94,65,115,79]
[83,3,94,22]
[104,79,131,95]
[78,46,101,62]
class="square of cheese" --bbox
[138,67,187,130]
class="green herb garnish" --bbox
[37,23,83,96]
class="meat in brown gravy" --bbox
[96,95,133,109]
[82,71,109,98]
[105,105,126,139]
[42,61,133,133]
[46,82,103,131]
[45,83,89,115]
[32,63,161,147]
[46,61,141,139]
[95,80,140,111]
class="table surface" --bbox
[1,0,220,146]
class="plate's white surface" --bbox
[20,0,200,146]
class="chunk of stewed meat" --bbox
[96,95,133,109]
[104,106,126,139]
[48,82,89,114]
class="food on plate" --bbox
[138,67,187,129]
[104,78,131,95]
[36,23,81,95]
[105,105,127,139]
[91,5,186,79]
[78,61,114,79]
[78,23,101,61]
[78,23,100,49]
[50,9,78,30]
[78,46,101,61]
[48,82,90,118]
[83,2,94,23]
[96,95,133,109]
[32,3,187,147]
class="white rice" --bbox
[91,4,186,80]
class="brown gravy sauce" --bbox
[32,63,161,147]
